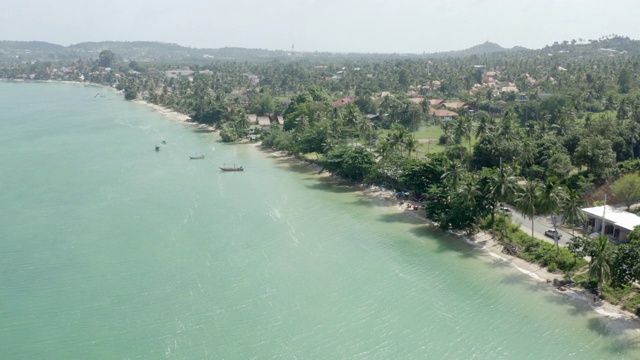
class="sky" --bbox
[2,0,639,54]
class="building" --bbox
[164,70,195,79]
[581,205,640,244]
[443,102,470,110]
[428,99,445,107]
[430,109,459,121]
[333,96,356,106]
[257,116,272,129]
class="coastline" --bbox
[255,144,640,331]
[132,99,217,133]
[125,96,640,332]
[367,180,640,327]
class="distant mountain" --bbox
[428,41,532,58]
[0,36,639,64]
[0,41,64,52]
[456,41,510,55]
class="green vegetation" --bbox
[489,215,587,273]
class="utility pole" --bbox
[601,194,607,236]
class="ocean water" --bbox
[1,82,639,359]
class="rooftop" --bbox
[582,205,640,231]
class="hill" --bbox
[1,35,639,64]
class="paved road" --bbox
[501,205,575,247]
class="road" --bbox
[501,205,575,247]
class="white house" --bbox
[581,205,640,244]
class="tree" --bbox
[403,134,419,159]
[249,94,275,115]
[98,50,116,68]
[612,241,640,286]
[611,172,640,210]
[618,68,633,94]
[486,164,519,224]
[546,151,573,179]
[537,180,568,251]
[562,190,586,236]
[573,136,615,175]
[355,95,377,115]
[474,110,494,139]
[589,236,613,292]
[441,161,467,192]
[357,116,375,147]
[323,146,375,182]
[515,180,541,242]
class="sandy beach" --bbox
[364,181,640,327]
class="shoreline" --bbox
[132,99,218,132]
[32,82,638,330]
[366,181,640,326]
[256,144,640,331]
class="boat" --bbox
[189,154,205,160]
[155,145,160,151]
[219,164,244,171]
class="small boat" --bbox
[161,139,167,144]
[155,145,160,151]
[190,154,205,160]
[219,164,243,171]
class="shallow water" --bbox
[1,82,639,359]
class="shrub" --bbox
[622,293,640,315]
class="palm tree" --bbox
[515,180,541,242]
[626,120,640,159]
[537,179,568,252]
[387,124,408,156]
[474,111,494,139]
[463,115,475,150]
[589,235,613,293]
[442,161,466,192]
[374,138,393,161]
[562,190,587,237]
[453,116,469,146]
[499,113,521,143]
[487,164,520,224]
[403,134,420,159]
[458,172,481,206]
[357,116,375,147]
[441,121,456,147]
[322,137,338,154]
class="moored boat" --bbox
[219,164,243,171]
[189,154,205,159]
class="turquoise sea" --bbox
[1,82,639,359]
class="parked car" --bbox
[499,206,511,213]
[544,229,562,239]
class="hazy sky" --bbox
[2,0,639,53]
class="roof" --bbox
[247,114,258,123]
[429,99,445,106]
[409,97,424,104]
[582,205,640,231]
[500,86,519,93]
[443,102,469,109]
[257,116,271,126]
[333,96,356,106]
[430,109,459,117]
